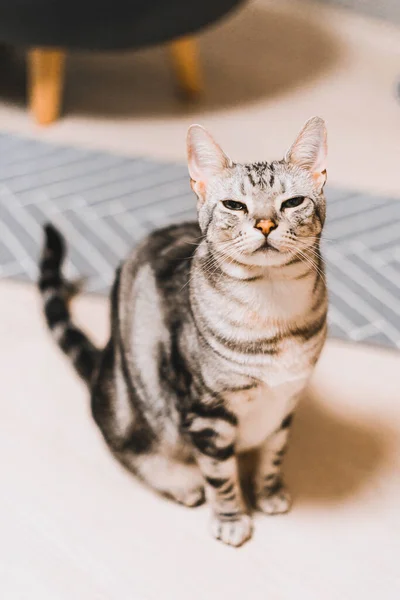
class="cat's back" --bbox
[117,222,200,357]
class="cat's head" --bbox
[187,117,327,268]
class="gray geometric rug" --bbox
[1,132,400,349]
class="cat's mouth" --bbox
[254,240,280,253]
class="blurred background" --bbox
[1,0,400,346]
[1,1,400,598]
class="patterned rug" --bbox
[1,133,400,349]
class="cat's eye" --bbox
[222,200,247,212]
[281,196,305,210]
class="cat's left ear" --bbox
[285,117,327,191]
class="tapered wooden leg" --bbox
[28,48,66,125]
[168,36,202,99]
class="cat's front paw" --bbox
[211,513,253,547]
[256,482,292,515]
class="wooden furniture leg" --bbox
[168,36,202,99]
[28,48,66,125]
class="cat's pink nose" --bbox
[255,219,277,237]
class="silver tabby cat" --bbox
[39,117,328,547]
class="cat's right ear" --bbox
[187,125,230,195]
[285,117,328,191]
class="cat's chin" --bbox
[253,242,280,254]
[250,242,286,264]
[236,248,290,269]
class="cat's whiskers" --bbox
[180,240,242,293]
[294,242,325,267]
[290,243,321,261]
[279,235,326,284]
[297,234,333,243]
[281,236,322,259]
[287,246,326,287]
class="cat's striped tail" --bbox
[38,224,100,385]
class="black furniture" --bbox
[0,0,244,123]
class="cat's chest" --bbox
[230,276,315,322]
[225,378,305,452]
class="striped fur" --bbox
[38,225,99,383]
[39,118,328,547]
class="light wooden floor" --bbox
[1,281,400,599]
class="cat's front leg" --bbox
[253,412,294,515]
[185,407,252,547]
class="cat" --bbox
[38,117,328,547]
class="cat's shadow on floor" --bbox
[280,392,388,506]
